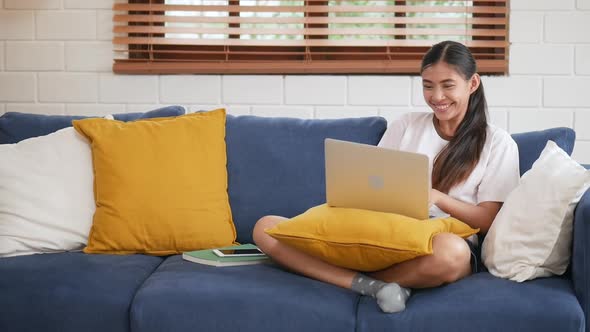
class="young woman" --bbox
[252,40,520,313]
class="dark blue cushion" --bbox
[356,273,584,332]
[131,255,358,332]
[572,189,590,332]
[0,253,163,332]
[0,105,185,144]
[511,127,575,176]
[111,107,184,122]
[226,115,387,243]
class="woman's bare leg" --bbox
[252,215,356,288]
[253,216,472,311]
[368,233,473,288]
[253,215,410,313]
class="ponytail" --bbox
[422,41,488,193]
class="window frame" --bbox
[113,0,509,75]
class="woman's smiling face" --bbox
[421,61,479,130]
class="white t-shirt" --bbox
[378,112,520,206]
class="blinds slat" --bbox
[114,36,507,48]
[114,25,506,37]
[115,48,506,58]
[114,14,506,25]
[114,4,506,14]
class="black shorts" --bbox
[466,238,485,274]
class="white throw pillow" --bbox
[0,127,95,257]
[482,140,590,282]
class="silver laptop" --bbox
[324,138,432,220]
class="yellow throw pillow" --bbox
[73,109,236,255]
[265,204,478,271]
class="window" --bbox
[113,0,508,74]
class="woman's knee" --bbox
[431,233,472,283]
[252,215,285,248]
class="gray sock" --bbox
[350,273,411,313]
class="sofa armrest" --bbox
[572,187,590,331]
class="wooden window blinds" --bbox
[113,0,509,74]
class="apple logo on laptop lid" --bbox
[368,175,384,190]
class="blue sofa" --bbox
[1,112,589,332]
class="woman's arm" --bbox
[431,188,501,233]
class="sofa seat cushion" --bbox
[0,253,163,332]
[356,272,584,332]
[131,255,359,332]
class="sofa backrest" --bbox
[511,127,576,176]
[226,118,577,244]
[1,109,577,246]
[225,115,387,243]
[0,106,186,144]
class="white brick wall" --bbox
[509,13,543,43]
[4,0,60,9]
[97,10,113,41]
[509,45,573,75]
[223,76,282,104]
[0,42,4,71]
[0,1,589,163]
[512,0,574,10]
[6,42,64,71]
[316,106,378,119]
[544,78,590,107]
[509,108,574,133]
[545,14,590,43]
[36,11,97,40]
[252,106,313,119]
[6,103,64,115]
[576,111,590,140]
[38,73,98,102]
[579,0,590,10]
[412,77,435,107]
[348,76,410,106]
[0,11,34,40]
[575,46,590,75]
[64,0,113,9]
[0,73,35,102]
[161,76,220,104]
[286,76,347,105]
[573,142,590,164]
[65,42,112,72]
[99,74,158,103]
[483,77,542,107]
[488,109,509,131]
[65,103,126,116]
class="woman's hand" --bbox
[430,188,443,206]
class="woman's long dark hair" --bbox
[421,40,488,194]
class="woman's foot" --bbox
[351,273,410,313]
